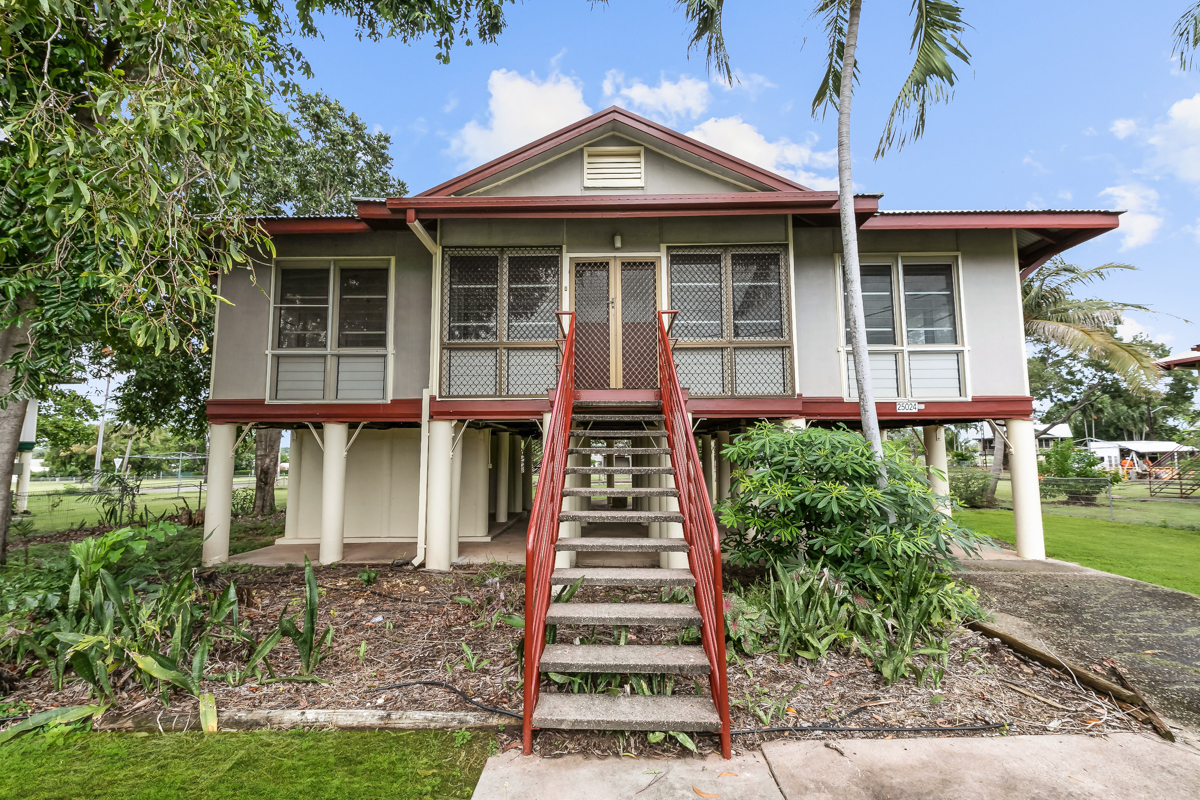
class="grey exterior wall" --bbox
[439,215,791,251]
[210,230,433,400]
[792,226,1028,400]
[471,133,753,197]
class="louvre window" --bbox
[583,147,644,188]
[271,259,390,401]
[441,247,562,397]
[667,246,792,397]
[841,258,965,399]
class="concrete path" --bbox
[471,749,782,800]
[960,551,1200,739]
[472,734,1199,799]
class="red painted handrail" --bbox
[658,310,732,758]
[523,312,576,754]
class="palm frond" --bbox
[875,0,971,158]
[677,0,732,84]
[1025,319,1161,390]
[1173,2,1200,71]
[810,0,856,119]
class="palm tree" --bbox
[679,0,972,464]
[1023,258,1161,394]
[1174,3,1200,69]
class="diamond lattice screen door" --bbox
[570,257,660,389]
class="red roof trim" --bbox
[416,106,811,198]
[256,217,372,235]
[385,192,870,221]
[1157,347,1200,371]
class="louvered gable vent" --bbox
[583,147,644,188]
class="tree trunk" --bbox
[252,428,281,515]
[985,420,1006,508]
[0,295,34,565]
[836,0,885,477]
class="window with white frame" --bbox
[271,259,391,401]
[668,245,793,397]
[841,257,965,400]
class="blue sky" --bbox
[290,0,1200,357]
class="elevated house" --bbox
[202,107,1121,750]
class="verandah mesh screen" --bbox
[441,247,562,397]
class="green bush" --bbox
[231,487,255,516]
[949,469,992,508]
[717,424,983,683]
[1038,440,1110,500]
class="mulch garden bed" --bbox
[2,562,1153,757]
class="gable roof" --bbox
[417,106,813,198]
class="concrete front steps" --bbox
[531,401,722,737]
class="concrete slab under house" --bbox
[202,106,1124,751]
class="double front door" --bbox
[570,257,660,390]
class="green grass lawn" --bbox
[981,476,1200,529]
[957,508,1200,596]
[0,730,492,800]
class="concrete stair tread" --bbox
[552,567,695,587]
[540,644,710,674]
[569,430,665,438]
[573,401,662,408]
[531,694,721,732]
[572,414,665,422]
[554,537,688,552]
[569,447,669,455]
[566,466,674,475]
[559,510,682,523]
[544,602,701,626]
[561,487,677,497]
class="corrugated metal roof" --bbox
[875,209,1121,215]
[255,214,360,220]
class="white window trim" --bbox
[583,146,645,189]
[265,256,395,404]
[835,252,971,402]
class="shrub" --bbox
[949,469,992,508]
[717,424,983,683]
[231,487,255,516]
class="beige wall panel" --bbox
[792,228,843,397]
[212,268,271,399]
[440,218,565,247]
[662,215,788,244]
[295,428,325,539]
[957,229,1027,397]
[392,238,434,398]
[469,132,752,198]
[565,218,660,252]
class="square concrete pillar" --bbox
[426,419,455,571]
[495,432,510,524]
[320,422,349,565]
[1007,418,1046,560]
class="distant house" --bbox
[976,422,1072,458]
[1157,345,1200,371]
[1085,439,1197,474]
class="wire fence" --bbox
[12,477,288,535]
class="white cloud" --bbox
[1057,189,1074,201]
[1023,154,1048,174]
[715,70,776,99]
[685,116,838,189]
[448,70,592,166]
[1082,126,1098,136]
[1110,118,1139,139]
[1116,314,1174,345]
[1144,93,1200,184]
[1099,184,1163,249]
[442,95,458,114]
[602,71,711,122]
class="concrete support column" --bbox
[472,429,489,540]
[16,451,32,512]
[319,422,349,565]
[202,423,237,567]
[699,434,713,501]
[923,425,951,517]
[283,430,303,538]
[523,436,534,510]
[495,432,510,524]
[449,423,465,564]
[1007,418,1046,560]
[426,419,454,571]
[716,430,731,502]
[510,435,524,515]
[663,472,687,569]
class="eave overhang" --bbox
[862,210,1123,277]
[367,192,877,221]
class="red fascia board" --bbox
[803,396,1034,422]
[862,211,1120,231]
[416,106,810,198]
[388,192,851,220]
[1158,353,1200,371]
[206,399,422,424]
[257,218,373,235]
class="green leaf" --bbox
[0,705,105,745]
